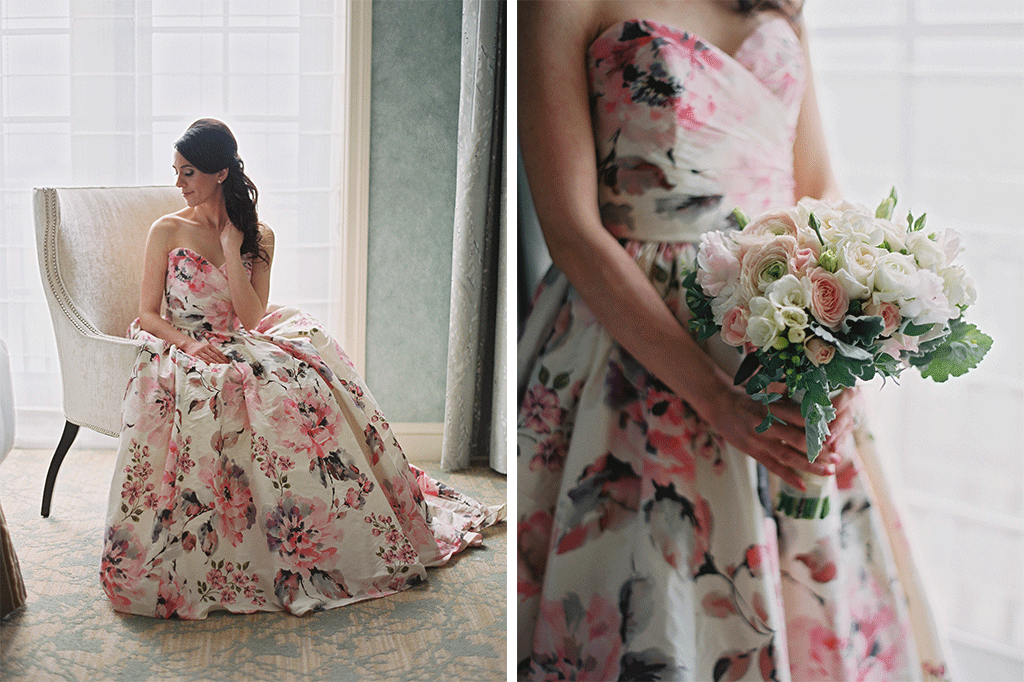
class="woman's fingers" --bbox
[752,450,806,490]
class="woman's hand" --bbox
[705,384,841,491]
[823,386,860,457]
[220,222,244,256]
[181,338,229,364]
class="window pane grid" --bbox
[807,0,1024,661]
[0,3,345,422]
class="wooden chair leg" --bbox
[40,420,79,518]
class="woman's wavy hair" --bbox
[735,0,803,19]
[174,118,269,264]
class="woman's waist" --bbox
[596,167,794,241]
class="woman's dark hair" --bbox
[174,118,268,264]
[734,0,803,20]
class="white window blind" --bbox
[1,0,361,442]
[805,0,1024,673]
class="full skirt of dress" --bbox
[516,243,951,682]
[101,247,504,619]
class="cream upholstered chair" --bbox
[34,186,185,517]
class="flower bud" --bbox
[817,249,839,273]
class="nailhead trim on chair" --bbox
[39,188,104,338]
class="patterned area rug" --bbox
[0,448,506,682]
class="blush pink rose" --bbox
[864,301,901,336]
[807,268,849,329]
[804,337,836,366]
[789,246,818,276]
[720,306,750,347]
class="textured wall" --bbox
[364,0,462,422]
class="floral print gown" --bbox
[101,247,504,619]
[518,18,951,681]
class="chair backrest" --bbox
[35,186,185,337]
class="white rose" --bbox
[870,252,919,304]
[876,218,908,252]
[834,267,870,300]
[836,238,882,297]
[905,231,948,271]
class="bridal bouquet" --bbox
[683,189,992,463]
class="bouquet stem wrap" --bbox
[777,472,833,520]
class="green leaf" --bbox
[733,353,761,386]
[901,319,936,337]
[797,379,836,462]
[811,325,873,362]
[652,264,669,283]
[840,315,885,346]
[756,411,783,434]
[538,365,550,386]
[911,318,993,382]
[823,354,874,388]
[552,372,571,390]
[913,212,927,232]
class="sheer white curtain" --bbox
[804,1,1024,676]
[441,0,506,472]
[0,0,364,446]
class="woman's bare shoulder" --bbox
[147,210,191,248]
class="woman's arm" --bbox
[220,224,274,330]
[792,18,840,202]
[138,217,229,363]
[519,2,837,487]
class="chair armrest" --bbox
[54,321,144,437]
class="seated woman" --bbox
[100,118,504,619]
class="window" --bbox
[805,0,1024,673]
[1,0,368,437]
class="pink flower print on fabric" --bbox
[265,492,344,576]
[100,524,149,610]
[532,592,623,681]
[520,384,562,434]
[199,456,257,546]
